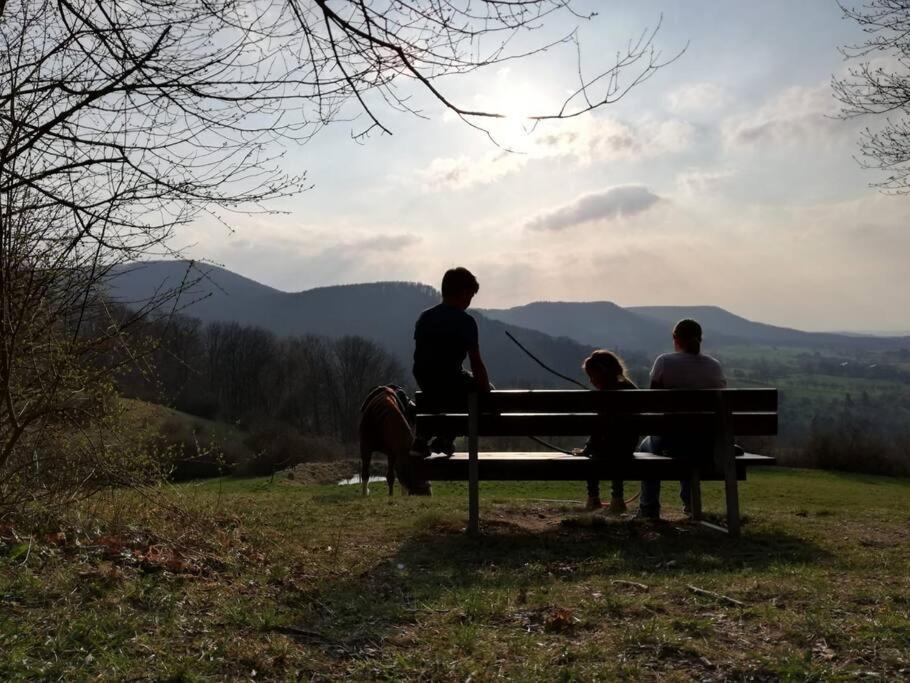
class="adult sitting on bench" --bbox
[639,318,726,520]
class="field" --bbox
[2,469,909,681]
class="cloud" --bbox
[181,217,423,291]
[335,234,420,254]
[722,84,848,148]
[303,232,421,274]
[526,185,662,232]
[675,168,736,197]
[666,82,729,113]
[421,115,694,190]
[421,152,524,190]
[537,117,694,166]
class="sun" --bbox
[481,81,549,147]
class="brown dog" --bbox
[358,386,431,496]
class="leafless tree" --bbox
[330,335,404,440]
[0,0,677,514]
[834,1,910,192]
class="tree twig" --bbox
[687,584,745,607]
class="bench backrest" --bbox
[415,388,778,437]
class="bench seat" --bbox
[414,451,776,481]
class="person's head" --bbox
[672,318,702,354]
[441,267,479,310]
[582,350,630,390]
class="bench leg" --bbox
[689,469,703,521]
[467,393,480,536]
[723,458,741,538]
[713,392,740,538]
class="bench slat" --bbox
[415,388,777,414]
[410,451,776,482]
[416,411,778,436]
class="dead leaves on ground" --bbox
[514,605,580,634]
[3,526,207,576]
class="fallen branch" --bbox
[687,585,745,607]
[611,579,649,591]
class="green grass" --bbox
[2,468,909,681]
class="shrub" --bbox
[237,422,349,476]
[152,417,251,481]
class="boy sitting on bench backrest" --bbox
[413,267,491,456]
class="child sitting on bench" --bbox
[412,267,491,455]
[574,350,638,512]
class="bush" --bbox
[237,422,349,476]
[153,417,251,481]
[0,387,168,518]
[799,428,909,477]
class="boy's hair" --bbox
[582,349,631,383]
[441,267,479,298]
[672,318,702,353]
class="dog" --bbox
[358,385,431,496]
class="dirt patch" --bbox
[486,505,569,533]
[479,503,700,541]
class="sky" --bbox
[177,1,910,333]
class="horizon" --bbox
[131,258,910,337]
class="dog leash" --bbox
[504,331,588,389]
[504,332,642,505]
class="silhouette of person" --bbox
[412,267,491,455]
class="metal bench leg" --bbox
[689,469,703,521]
[714,392,740,537]
[723,458,741,537]
[467,392,480,536]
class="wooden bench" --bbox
[412,389,778,537]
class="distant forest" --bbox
[723,352,910,476]
[118,313,404,444]
[111,308,910,478]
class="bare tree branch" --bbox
[834,1,910,193]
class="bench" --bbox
[412,389,778,537]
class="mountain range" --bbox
[108,261,910,386]
[482,301,908,354]
[108,261,594,387]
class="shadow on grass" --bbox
[275,513,831,658]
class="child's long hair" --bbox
[582,349,633,386]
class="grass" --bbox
[2,468,909,681]
[120,397,251,448]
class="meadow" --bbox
[1,468,908,681]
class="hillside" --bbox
[119,398,256,478]
[631,305,910,352]
[481,301,669,352]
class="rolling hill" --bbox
[481,301,669,353]
[109,261,595,388]
[481,301,748,353]
[629,305,910,351]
